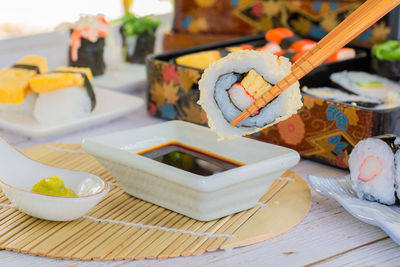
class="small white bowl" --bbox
[0,137,109,221]
[82,120,300,221]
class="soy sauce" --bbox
[138,142,243,176]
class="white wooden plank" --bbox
[314,238,400,266]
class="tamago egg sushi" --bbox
[198,50,302,140]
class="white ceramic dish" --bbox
[0,136,109,221]
[0,87,143,138]
[82,120,300,221]
[307,174,400,245]
[92,63,146,91]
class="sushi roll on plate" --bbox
[349,135,400,205]
[198,50,302,140]
[29,67,96,125]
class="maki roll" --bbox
[302,87,381,108]
[66,14,110,76]
[198,50,302,140]
[330,71,400,103]
[0,55,46,114]
[29,67,96,124]
[349,135,400,205]
[371,40,400,81]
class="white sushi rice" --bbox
[349,138,396,205]
[34,86,92,125]
[330,71,400,102]
[198,50,302,140]
[0,92,37,115]
[395,149,400,200]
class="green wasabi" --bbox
[32,176,78,197]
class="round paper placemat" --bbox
[0,143,311,260]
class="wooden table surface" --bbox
[1,88,399,267]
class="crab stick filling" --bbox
[228,69,272,113]
[358,155,382,182]
[326,48,356,63]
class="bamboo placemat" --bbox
[0,143,311,260]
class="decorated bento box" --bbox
[147,34,400,169]
[173,0,394,46]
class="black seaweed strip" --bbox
[280,36,302,50]
[12,64,40,74]
[51,70,96,111]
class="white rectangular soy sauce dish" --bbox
[82,121,300,221]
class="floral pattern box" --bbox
[146,35,400,169]
[173,0,393,46]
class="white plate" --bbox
[307,174,400,245]
[92,63,146,91]
[0,87,144,138]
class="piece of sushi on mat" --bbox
[349,136,397,205]
[29,67,95,125]
[198,50,302,140]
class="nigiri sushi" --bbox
[198,50,302,140]
[0,55,46,115]
[29,67,96,124]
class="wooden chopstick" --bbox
[230,0,400,127]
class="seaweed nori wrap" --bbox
[122,30,156,64]
[69,36,105,76]
[66,14,110,77]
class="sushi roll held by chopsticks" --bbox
[198,50,302,140]
[29,67,96,124]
